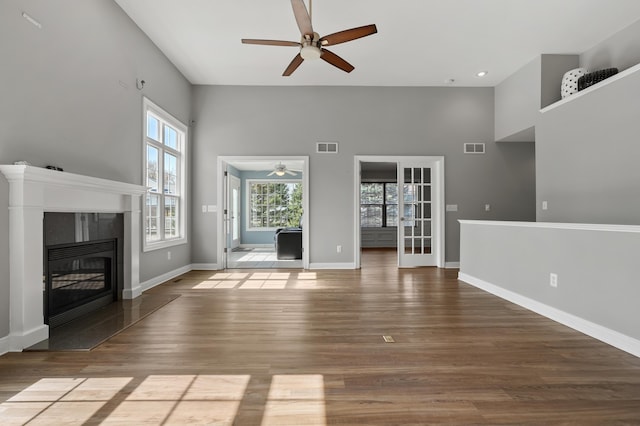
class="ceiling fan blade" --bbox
[319,24,378,46]
[284,170,297,176]
[291,0,313,36]
[242,39,301,47]
[320,49,354,73]
[283,53,304,76]
[267,170,277,176]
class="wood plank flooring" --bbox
[1,248,640,424]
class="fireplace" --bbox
[45,239,117,327]
[43,212,124,327]
[0,165,146,351]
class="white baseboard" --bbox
[239,244,272,248]
[8,325,49,353]
[445,262,460,269]
[0,334,9,356]
[458,272,640,358]
[191,263,220,270]
[309,262,356,270]
[139,265,192,293]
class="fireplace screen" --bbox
[45,239,116,326]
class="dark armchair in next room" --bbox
[274,227,302,260]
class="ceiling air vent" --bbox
[316,142,339,154]
[464,143,485,154]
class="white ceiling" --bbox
[114,0,640,87]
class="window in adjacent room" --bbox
[143,98,187,250]
[247,180,303,230]
[360,183,414,227]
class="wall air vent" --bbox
[464,143,485,154]
[316,142,339,154]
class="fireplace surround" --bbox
[0,165,147,351]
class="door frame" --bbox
[353,155,445,269]
[217,155,310,270]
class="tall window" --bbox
[360,182,414,227]
[143,98,187,249]
[247,180,303,229]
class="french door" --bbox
[397,159,440,267]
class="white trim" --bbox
[445,262,460,269]
[458,272,640,359]
[309,262,356,270]
[0,165,147,196]
[540,62,640,113]
[191,263,221,270]
[240,244,273,248]
[0,334,10,355]
[139,265,192,293]
[9,325,49,353]
[458,220,640,234]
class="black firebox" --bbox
[45,239,117,328]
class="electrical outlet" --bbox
[485,204,491,212]
[337,245,342,253]
[168,251,172,260]
[542,201,548,210]
[550,273,558,288]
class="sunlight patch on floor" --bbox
[0,374,326,425]
[190,271,320,290]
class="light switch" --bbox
[201,205,207,213]
[446,204,458,212]
[207,205,217,213]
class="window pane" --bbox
[164,153,177,195]
[403,184,416,203]
[385,183,398,204]
[360,183,383,204]
[146,145,159,192]
[386,205,398,226]
[164,196,179,239]
[164,125,178,149]
[146,194,161,242]
[360,206,382,227]
[147,114,159,141]
[248,181,302,229]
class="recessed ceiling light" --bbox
[476,71,488,78]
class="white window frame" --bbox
[246,179,302,231]
[142,97,188,252]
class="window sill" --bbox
[143,237,188,253]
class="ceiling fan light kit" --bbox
[241,0,377,76]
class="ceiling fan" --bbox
[268,163,300,176]
[241,0,377,76]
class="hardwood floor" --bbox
[1,248,640,424]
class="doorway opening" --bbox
[217,156,310,270]
[354,156,445,269]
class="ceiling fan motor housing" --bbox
[300,32,321,60]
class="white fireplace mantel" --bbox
[0,165,147,351]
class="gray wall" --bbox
[495,56,541,142]
[459,221,640,344]
[495,54,579,142]
[191,86,536,266]
[581,18,640,73]
[0,0,192,339]
[536,63,640,224]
